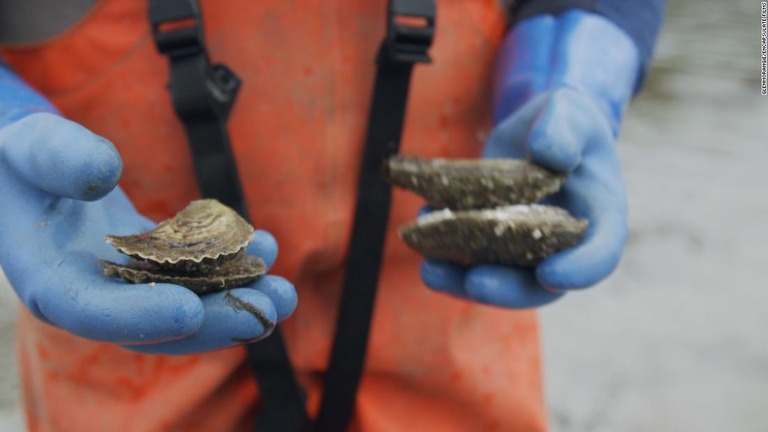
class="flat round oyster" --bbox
[101,199,265,294]
[105,199,254,273]
[386,156,566,210]
[399,205,588,266]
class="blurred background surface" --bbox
[1,0,764,430]
[541,0,767,430]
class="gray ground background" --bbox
[0,0,765,430]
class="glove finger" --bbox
[0,113,122,201]
[125,288,277,355]
[535,125,627,289]
[537,186,627,289]
[25,252,205,344]
[246,229,278,270]
[483,93,549,159]
[527,88,608,173]
[465,265,565,308]
[247,275,297,322]
[420,259,469,298]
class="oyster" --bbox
[101,199,266,294]
[399,205,588,267]
[386,156,566,210]
[101,255,266,295]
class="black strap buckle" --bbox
[149,0,240,121]
[150,0,205,58]
[386,0,436,63]
[205,63,241,118]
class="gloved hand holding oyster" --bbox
[0,113,296,355]
[404,10,636,309]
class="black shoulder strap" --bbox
[314,1,435,430]
[148,1,311,431]
[148,0,244,212]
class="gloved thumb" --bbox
[1,113,122,201]
[526,88,605,173]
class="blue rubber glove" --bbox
[0,65,297,354]
[421,10,640,308]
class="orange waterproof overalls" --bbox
[1,0,547,430]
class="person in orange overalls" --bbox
[0,0,665,430]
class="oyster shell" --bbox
[105,199,254,273]
[386,156,566,210]
[399,205,588,266]
[101,199,265,293]
[101,255,266,295]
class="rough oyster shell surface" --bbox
[101,199,264,293]
[387,156,566,210]
[105,199,254,273]
[101,255,266,295]
[399,205,588,266]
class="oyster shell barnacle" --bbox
[101,199,266,294]
[388,156,588,267]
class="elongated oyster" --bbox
[101,199,265,294]
[399,205,588,266]
[386,156,566,210]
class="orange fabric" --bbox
[2,1,547,431]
